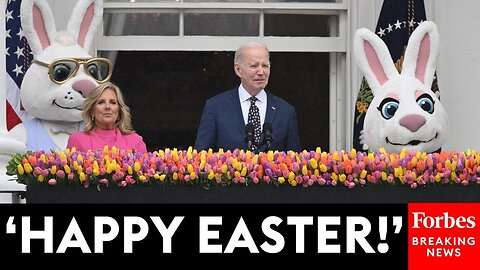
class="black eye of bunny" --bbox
[416,93,435,114]
[52,64,72,82]
[377,97,399,120]
[87,63,100,80]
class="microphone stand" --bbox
[262,122,273,152]
[244,123,255,152]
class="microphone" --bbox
[263,122,273,150]
[244,123,254,150]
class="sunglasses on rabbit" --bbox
[32,57,113,84]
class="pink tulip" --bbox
[56,170,65,179]
[118,181,127,187]
[99,179,109,186]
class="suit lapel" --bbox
[228,88,246,137]
[262,91,277,144]
[265,91,277,126]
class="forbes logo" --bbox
[412,212,476,229]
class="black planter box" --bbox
[26,184,480,204]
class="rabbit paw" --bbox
[359,129,370,151]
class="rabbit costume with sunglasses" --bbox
[353,21,448,153]
[17,0,109,151]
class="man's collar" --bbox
[238,84,266,103]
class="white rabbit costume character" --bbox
[353,21,448,153]
[18,0,108,151]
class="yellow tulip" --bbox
[288,171,295,181]
[252,155,258,164]
[172,148,178,162]
[349,148,357,159]
[309,158,318,169]
[134,161,141,172]
[17,164,24,175]
[435,173,441,182]
[360,169,367,179]
[267,151,274,162]
[64,165,71,174]
[221,164,228,174]
[24,163,33,173]
[302,165,308,176]
[241,167,247,177]
[319,164,327,173]
[450,161,457,171]
[411,157,417,167]
[79,172,85,183]
[50,165,57,175]
[187,164,194,174]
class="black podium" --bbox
[26,184,480,204]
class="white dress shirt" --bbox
[238,84,267,131]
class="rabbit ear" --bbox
[401,21,440,87]
[20,0,57,55]
[353,28,399,95]
[67,0,104,52]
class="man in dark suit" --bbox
[194,42,301,152]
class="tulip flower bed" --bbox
[9,146,480,203]
[8,146,480,190]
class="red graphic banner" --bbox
[408,203,480,270]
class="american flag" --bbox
[5,0,32,131]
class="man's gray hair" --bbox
[234,41,270,64]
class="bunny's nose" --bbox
[72,80,97,98]
[399,114,426,132]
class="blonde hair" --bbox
[82,82,134,134]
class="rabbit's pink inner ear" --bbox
[416,34,430,84]
[32,5,50,49]
[77,3,94,48]
[364,40,388,86]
